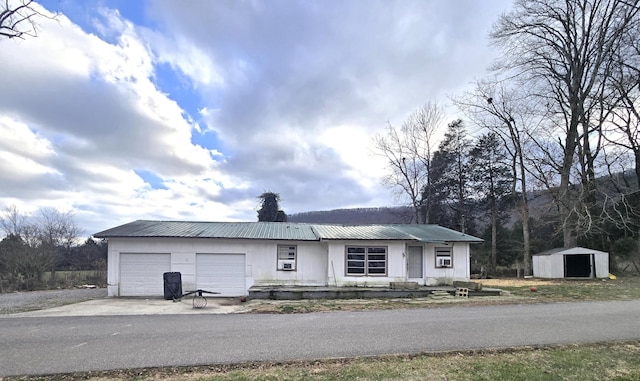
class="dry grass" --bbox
[478,278,565,287]
[11,342,640,381]
[240,276,640,314]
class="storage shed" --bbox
[532,247,609,279]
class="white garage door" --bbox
[120,253,171,296]
[196,254,246,296]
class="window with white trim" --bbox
[277,245,297,271]
[435,247,453,268]
[346,246,387,276]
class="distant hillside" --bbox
[288,171,638,227]
[288,207,414,224]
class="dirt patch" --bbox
[478,278,564,287]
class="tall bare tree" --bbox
[454,81,540,275]
[491,0,640,247]
[373,102,444,223]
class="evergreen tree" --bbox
[430,119,472,232]
[469,132,513,272]
[257,192,287,222]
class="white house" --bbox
[532,247,609,279]
[94,220,483,297]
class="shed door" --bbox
[120,253,171,296]
[407,246,423,278]
[564,254,593,278]
[196,254,246,296]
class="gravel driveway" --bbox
[0,288,107,314]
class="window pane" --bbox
[278,245,297,260]
[346,246,387,276]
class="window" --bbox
[277,245,297,271]
[435,247,453,268]
[346,246,387,276]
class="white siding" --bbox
[107,237,474,296]
[424,242,470,285]
[594,253,609,278]
[107,237,328,296]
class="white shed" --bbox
[532,247,609,279]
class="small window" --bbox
[277,245,297,271]
[435,247,453,268]
[346,246,387,276]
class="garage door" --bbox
[120,253,171,296]
[196,254,246,296]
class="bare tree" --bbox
[0,204,27,237]
[373,102,444,223]
[454,81,539,275]
[36,208,83,286]
[0,0,53,39]
[491,0,640,247]
[0,206,82,290]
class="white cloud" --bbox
[0,0,513,234]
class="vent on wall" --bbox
[437,257,452,267]
[278,259,296,271]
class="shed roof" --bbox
[94,220,483,243]
[533,247,609,256]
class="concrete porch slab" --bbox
[248,286,502,300]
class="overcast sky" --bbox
[0,0,512,235]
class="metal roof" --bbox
[533,247,609,256]
[94,220,319,240]
[311,224,409,240]
[389,224,483,243]
[94,220,483,243]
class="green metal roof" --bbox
[94,220,319,240]
[94,220,483,243]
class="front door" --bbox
[407,246,423,279]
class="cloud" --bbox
[0,0,511,234]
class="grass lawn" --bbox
[244,276,640,314]
[7,277,640,381]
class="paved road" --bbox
[2,300,640,376]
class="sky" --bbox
[0,0,513,236]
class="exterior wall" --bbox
[326,240,407,286]
[532,255,565,278]
[107,237,327,297]
[423,242,471,285]
[107,237,474,296]
[594,253,609,278]
[325,240,471,287]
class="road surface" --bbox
[2,299,640,376]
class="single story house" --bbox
[532,247,609,279]
[94,220,483,297]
